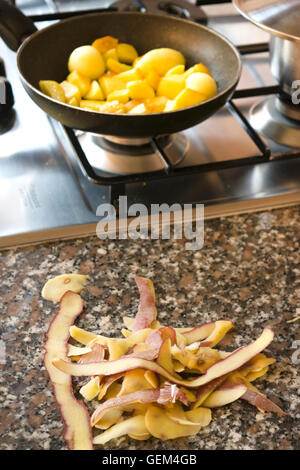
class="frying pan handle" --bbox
[0,0,37,51]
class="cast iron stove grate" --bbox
[26,0,300,207]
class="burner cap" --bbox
[78,133,187,175]
[249,96,300,148]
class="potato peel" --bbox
[42,275,285,448]
[44,291,93,450]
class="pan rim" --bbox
[17,11,242,118]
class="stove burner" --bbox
[77,133,188,175]
[249,96,300,148]
[112,0,207,23]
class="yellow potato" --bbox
[117,43,138,64]
[107,88,130,104]
[128,102,147,114]
[118,67,143,84]
[68,45,105,79]
[98,100,125,113]
[127,80,155,100]
[80,100,106,112]
[123,99,143,113]
[67,71,91,97]
[84,80,105,100]
[39,80,66,103]
[166,64,185,75]
[186,72,217,99]
[92,36,118,54]
[172,88,207,110]
[99,74,127,98]
[184,63,212,78]
[60,80,80,104]
[157,74,186,100]
[144,96,168,113]
[144,70,161,91]
[106,58,132,74]
[136,48,185,77]
[67,96,79,107]
[81,99,124,114]
[103,47,119,63]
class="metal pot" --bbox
[233,0,300,98]
[269,35,300,99]
[233,0,300,147]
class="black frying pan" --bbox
[0,1,242,138]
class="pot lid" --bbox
[233,0,300,42]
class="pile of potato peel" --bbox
[42,274,286,450]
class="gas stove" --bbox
[1,0,300,250]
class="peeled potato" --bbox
[136,48,185,77]
[144,70,161,90]
[106,58,132,74]
[39,80,66,103]
[172,88,207,110]
[107,88,130,104]
[60,80,80,104]
[68,45,105,79]
[41,36,217,114]
[117,43,138,64]
[127,80,155,100]
[186,72,217,99]
[117,67,143,84]
[67,70,91,97]
[103,47,119,63]
[184,63,212,78]
[100,74,127,97]
[92,36,118,54]
[80,100,106,112]
[166,64,185,75]
[84,80,105,100]
[157,74,186,100]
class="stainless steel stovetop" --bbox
[1,0,300,250]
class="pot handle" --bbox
[0,0,37,51]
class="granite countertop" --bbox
[0,206,299,450]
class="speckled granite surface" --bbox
[0,206,299,450]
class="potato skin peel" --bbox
[53,327,275,388]
[44,291,93,450]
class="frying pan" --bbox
[0,0,242,138]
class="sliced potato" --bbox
[184,63,212,78]
[60,80,81,104]
[136,48,185,77]
[99,74,127,97]
[117,43,138,64]
[67,71,91,97]
[107,58,132,74]
[107,88,130,104]
[127,80,155,100]
[92,36,119,54]
[186,72,217,99]
[157,74,186,100]
[39,80,66,103]
[84,80,105,100]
